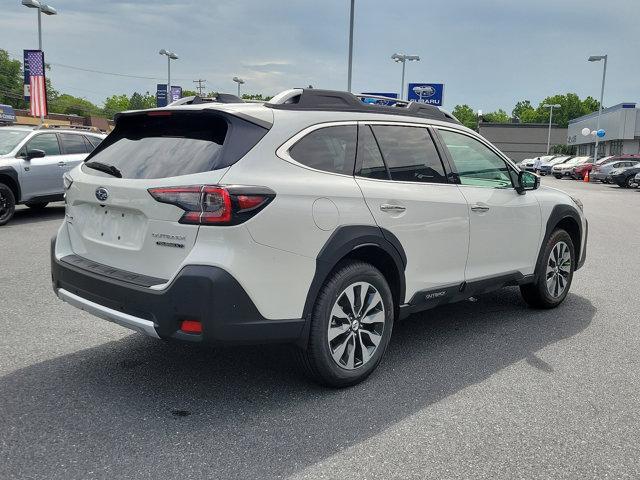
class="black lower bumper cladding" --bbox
[50,239,305,345]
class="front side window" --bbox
[60,133,89,154]
[0,130,29,155]
[289,125,357,175]
[370,125,447,183]
[439,129,513,188]
[26,133,61,156]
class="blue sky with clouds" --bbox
[1,0,637,112]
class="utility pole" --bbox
[193,79,206,96]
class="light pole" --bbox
[22,0,57,51]
[588,54,607,161]
[347,0,355,92]
[542,103,561,154]
[391,53,420,100]
[159,49,178,105]
[232,76,245,97]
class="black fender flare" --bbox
[300,225,407,333]
[535,204,584,276]
[0,166,21,202]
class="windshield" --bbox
[0,129,30,155]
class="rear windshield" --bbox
[83,111,267,179]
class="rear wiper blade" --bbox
[85,161,122,178]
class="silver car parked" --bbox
[0,126,106,225]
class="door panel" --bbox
[355,124,469,302]
[18,133,64,199]
[437,128,542,280]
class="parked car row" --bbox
[517,153,640,188]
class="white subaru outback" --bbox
[51,89,587,387]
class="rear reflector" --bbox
[148,185,275,226]
[180,320,202,334]
[147,111,173,116]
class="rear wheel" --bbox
[298,261,394,387]
[520,229,574,309]
[25,201,49,210]
[0,183,16,226]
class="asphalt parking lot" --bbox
[0,177,638,480]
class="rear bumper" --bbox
[51,238,305,345]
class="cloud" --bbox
[1,0,638,110]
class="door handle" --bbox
[470,204,490,213]
[380,204,406,213]
[58,161,66,167]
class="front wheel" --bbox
[554,174,562,179]
[520,229,575,309]
[625,176,636,188]
[298,261,394,387]
[0,183,16,226]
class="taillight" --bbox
[148,185,275,225]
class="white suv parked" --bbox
[0,126,105,225]
[51,89,587,387]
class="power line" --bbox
[193,78,206,96]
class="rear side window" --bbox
[371,125,447,183]
[84,135,103,149]
[83,112,267,179]
[357,125,388,180]
[289,125,357,175]
[60,133,89,154]
[27,133,60,156]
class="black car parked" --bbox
[610,164,640,188]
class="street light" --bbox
[588,54,608,161]
[159,49,178,105]
[22,0,57,51]
[347,0,355,92]
[232,76,245,97]
[391,53,420,100]
[542,103,561,154]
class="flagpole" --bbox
[37,7,43,125]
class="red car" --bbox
[571,158,595,179]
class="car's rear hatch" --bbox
[63,108,270,281]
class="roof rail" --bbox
[168,93,244,106]
[38,124,102,132]
[265,88,460,124]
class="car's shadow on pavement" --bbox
[0,288,595,480]
[5,204,65,227]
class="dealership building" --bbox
[567,103,640,157]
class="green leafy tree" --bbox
[102,94,130,117]
[512,100,535,120]
[0,49,26,108]
[483,109,510,123]
[181,89,198,97]
[50,94,100,116]
[452,104,477,130]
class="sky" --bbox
[1,0,638,112]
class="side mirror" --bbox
[25,149,46,160]
[516,170,539,194]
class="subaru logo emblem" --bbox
[95,187,109,202]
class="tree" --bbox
[0,49,26,109]
[483,109,510,123]
[512,100,535,120]
[49,94,100,116]
[452,104,477,130]
[103,94,130,117]
[181,89,198,97]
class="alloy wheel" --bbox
[327,281,386,370]
[546,241,571,298]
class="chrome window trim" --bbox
[275,121,359,178]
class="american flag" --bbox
[27,50,47,118]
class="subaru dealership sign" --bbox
[407,83,444,106]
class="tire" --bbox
[0,183,16,226]
[625,176,636,188]
[554,174,562,179]
[520,229,575,309]
[25,201,49,210]
[297,260,394,387]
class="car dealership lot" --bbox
[0,177,639,480]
